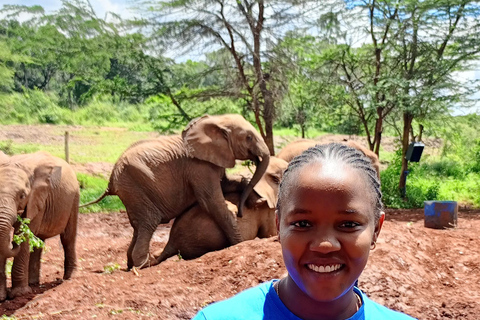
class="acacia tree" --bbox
[388,0,480,193]
[320,0,480,194]
[135,0,322,155]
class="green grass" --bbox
[77,173,125,213]
[273,127,328,140]
[67,128,153,163]
[0,127,154,164]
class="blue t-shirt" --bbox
[192,280,416,320]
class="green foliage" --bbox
[103,262,121,274]
[13,216,45,252]
[0,139,14,155]
[471,139,480,173]
[0,90,69,124]
[77,173,125,213]
[5,259,13,277]
[381,130,480,209]
[147,94,242,133]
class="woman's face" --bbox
[277,161,383,302]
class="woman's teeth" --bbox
[307,264,342,273]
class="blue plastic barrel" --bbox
[424,201,458,229]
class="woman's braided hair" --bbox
[276,142,383,222]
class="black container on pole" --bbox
[406,142,424,162]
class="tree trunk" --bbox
[373,107,384,155]
[399,112,414,198]
[259,81,275,156]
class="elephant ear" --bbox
[182,115,236,168]
[253,177,277,209]
[25,165,62,222]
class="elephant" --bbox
[276,139,380,177]
[154,156,288,263]
[0,151,8,164]
[0,151,79,301]
[82,114,270,269]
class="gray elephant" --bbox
[155,156,288,262]
[277,139,380,177]
[0,151,79,301]
[82,114,270,269]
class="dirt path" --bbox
[0,209,478,319]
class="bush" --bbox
[0,90,74,124]
[380,149,439,208]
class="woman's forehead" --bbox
[283,162,374,209]
[297,161,363,183]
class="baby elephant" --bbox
[0,151,79,300]
[154,157,288,263]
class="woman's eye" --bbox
[293,220,311,228]
[339,221,360,229]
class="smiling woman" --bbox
[193,143,416,320]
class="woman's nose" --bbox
[309,236,341,253]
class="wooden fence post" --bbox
[65,131,70,163]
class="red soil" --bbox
[0,209,478,319]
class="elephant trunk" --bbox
[237,153,270,218]
[0,208,20,258]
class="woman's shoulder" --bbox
[192,281,274,320]
[358,289,417,320]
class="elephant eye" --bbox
[20,192,26,200]
[246,134,253,142]
[270,175,281,185]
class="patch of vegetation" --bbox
[103,262,121,274]
[77,173,125,213]
[13,216,45,252]
[381,145,480,209]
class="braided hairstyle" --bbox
[276,142,383,222]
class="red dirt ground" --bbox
[0,125,478,319]
[0,209,478,319]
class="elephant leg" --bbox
[127,227,139,270]
[10,242,32,299]
[0,257,7,301]
[153,241,178,265]
[28,247,42,285]
[60,209,78,280]
[132,224,157,269]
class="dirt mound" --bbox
[0,209,478,319]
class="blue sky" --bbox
[0,0,137,19]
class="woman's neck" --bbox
[277,277,360,320]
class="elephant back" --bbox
[108,135,186,195]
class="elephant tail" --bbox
[79,189,112,208]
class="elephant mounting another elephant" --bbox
[155,156,288,263]
[0,151,79,301]
[81,114,271,269]
[276,139,381,177]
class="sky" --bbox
[0,0,137,20]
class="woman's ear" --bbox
[275,210,281,241]
[372,211,385,246]
[182,115,236,168]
